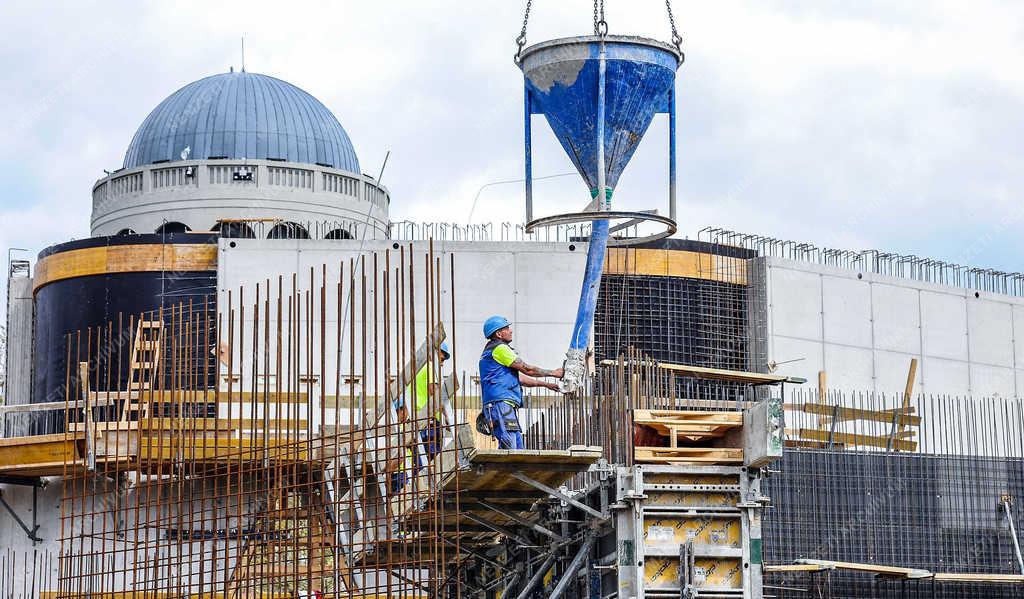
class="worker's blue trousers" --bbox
[390,419,443,492]
[484,401,523,450]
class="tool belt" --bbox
[483,401,521,433]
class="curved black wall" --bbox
[32,233,218,406]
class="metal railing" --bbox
[700,227,1024,297]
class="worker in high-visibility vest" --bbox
[395,341,450,414]
[391,340,451,491]
[408,340,449,459]
[478,316,563,449]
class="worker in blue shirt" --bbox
[479,315,563,449]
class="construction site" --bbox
[2,3,1024,598]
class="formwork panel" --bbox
[615,464,764,598]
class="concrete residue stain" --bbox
[526,60,585,92]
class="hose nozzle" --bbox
[559,348,588,394]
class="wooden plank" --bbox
[600,359,793,386]
[796,559,931,579]
[635,447,743,464]
[633,455,743,464]
[634,409,743,422]
[604,248,748,285]
[0,390,313,415]
[764,564,833,573]
[931,573,1024,583]
[903,358,919,404]
[66,418,310,433]
[0,435,82,476]
[797,428,917,452]
[0,432,82,448]
[794,403,921,427]
[895,358,920,453]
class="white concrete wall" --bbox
[0,480,63,589]
[0,476,264,595]
[216,238,588,392]
[765,256,1024,397]
[5,276,33,407]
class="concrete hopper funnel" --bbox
[520,35,681,195]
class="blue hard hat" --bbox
[439,340,451,358]
[483,315,511,338]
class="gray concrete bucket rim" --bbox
[518,34,683,67]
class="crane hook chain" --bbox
[665,0,684,61]
[514,0,533,63]
[593,0,608,36]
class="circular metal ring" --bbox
[525,210,676,247]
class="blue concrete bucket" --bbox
[519,35,681,192]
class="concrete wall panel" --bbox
[768,266,822,341]
[821,276,872,347]
[514,250,586,325]
[967,300,1014,367]
[1013,305,1024,370]
[822,344,873,392]
[766,257,1023,398]
[445,250,517,322]
[770,336,824,382]
[969,364,1016,398]
[217,239,584,389]
[919,291,968,361]
[921,357,970,397]
[873,349,921,395]
[871,284,921,354]
[5,276,34,406]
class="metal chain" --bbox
[514,0,533,63]
[665,0,683,56]
[594,0,607,36]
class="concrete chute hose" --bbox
[561,190,611,394]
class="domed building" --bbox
[29,71,393,404]
[91,70,388,239]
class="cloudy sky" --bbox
[1,1,1021,275]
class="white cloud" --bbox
[0,0,1020,280]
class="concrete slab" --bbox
[920,291,968,361]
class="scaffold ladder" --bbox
[121,320,164,421]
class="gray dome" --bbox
[123,71,360,172]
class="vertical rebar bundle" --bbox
[51,242,461,598]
